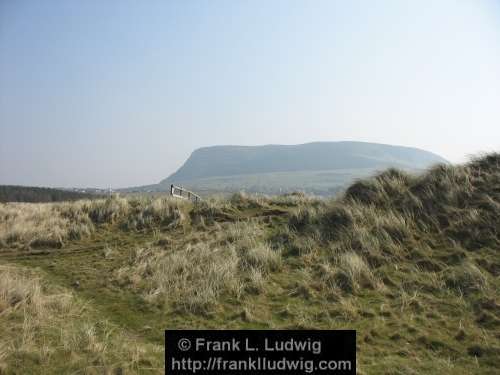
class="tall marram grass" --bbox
[287,153,500,300]
[1,153,499,373]
[124,196,189,230]
[0,195,191,249]
[121,243,242,313]
[0,202,93,249]
[0,265,162,373]
[116,219,282,313]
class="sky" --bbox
[1,0,500,188]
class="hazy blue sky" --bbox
[1,0,499,188]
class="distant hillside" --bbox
[0,185,102,203]
[153,142,448,195]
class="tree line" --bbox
[0,185,102,203]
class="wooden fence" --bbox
[170,184,201,203]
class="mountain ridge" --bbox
[150,141,447,194]
[162,141,447,183]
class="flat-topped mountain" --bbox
[155,142,447,195]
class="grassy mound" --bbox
[0,154,499,374]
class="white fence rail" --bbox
[170,184,201,203]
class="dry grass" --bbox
[312,252,380,296]
[117,219,282,313]
[130,243,242,313]
[334,252,379,293]
[269,191,322,207]
[86,195,129,223]
[124,196,189,230]
[246,268,265,294]
[0,203,93,249]
[230,191,270,208]
[288,154,500,293]
[0,195,192,249]
[445,261,489,296]
[239,242,282,272]
[189,196,237,227]
[2,153,500,373]
[0,265,161,373]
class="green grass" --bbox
[166,167,420,196]
[1,154,500,374]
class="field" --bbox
[1,154,499,374]
[167,168,378,196]
[157,167,425,196]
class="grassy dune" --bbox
[1,154,499,374]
